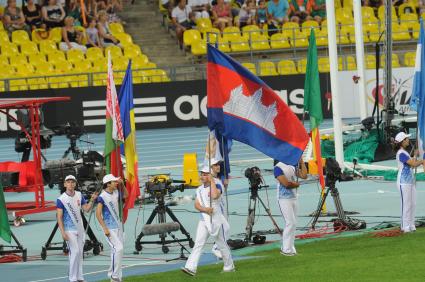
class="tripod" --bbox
[311,180,366,230]
[0,231,27,262]
[245,184,281,242]
[63,136,82,160]
[134,194,194,254]
[40,211,103,260]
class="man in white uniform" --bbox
[274,159,307,256]
[181,166,235,276]
[57,175,98,282]
[96,174,128,282]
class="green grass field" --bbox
[118,228,425,282]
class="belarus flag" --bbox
[207,45,309,166]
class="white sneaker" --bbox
[212,246,223,259]
[280,251,295,256]
[181,267,196,276]
[222,266,235,273]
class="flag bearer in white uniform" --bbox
[96,174,128,282]
[57,175,98,282]
[181,166,235,276]
[394,132,422,233]
[274,159,307,256]
[210,158,229,259]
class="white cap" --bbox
[64,175,77,181]
[103,174,120,184]
[210,158,221,166]
[395,132,411,143]
[200,166,211,173]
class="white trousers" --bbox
[193,11,210,19]
[105,229,124,280]
[398,184,416,232]
[59,42,88,53]
[65,231,85,282]
[185,220,234,272]
[212,202,229,254]
[278,198,298,254]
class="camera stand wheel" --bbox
[189,239,194,248]
[162,245,169,254]
[13,216,25,227]
[41,247,47,260]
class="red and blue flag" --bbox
[207,45,309,165]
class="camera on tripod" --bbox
[52,122,84,140]
[324,158,342,187]
[145,175,186,198]
[244,167,263,188]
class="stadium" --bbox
[1,0,425,281]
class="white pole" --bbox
[326,0,344,166]
[353,0,368,120]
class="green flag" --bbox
[304,28,323,129]
[0,183,11,243]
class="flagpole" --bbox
[115,140,125,232]
[221,135,229,218]
[208,131,212,225]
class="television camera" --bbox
[244,166,265,189]
[145,175,187,199]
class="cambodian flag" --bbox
[207,45,309,165]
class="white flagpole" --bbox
[326,0,344,166]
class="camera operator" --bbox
[394,132,422,233]
[210,158,229,259]
[182,166,235,276]
[56,175,98,282]
[274,158,307,256]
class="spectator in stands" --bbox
[59,16,87,52]
[289,0,313,24]
[97,10,122,47]
[86,17,101,48]
[188,0,210,20]
[311,0,325,23]
[236,0,256,28]
[171,0,194,49]
[267,0,289,35]
[23,0,42,30]
[256,0,268,28]
[365,0,383,8]
[68,0,87,26]
[212,0,232,31]
[3,0,30,34]
[105,0,123,23]
[419,0,425,15]
[42,0,66,29]
[392,0,406,8]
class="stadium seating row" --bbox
[242,52,415,76]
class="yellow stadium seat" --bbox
[398,3,416,16]
[35,61,54,75]
[270,33,290,49]
[20,41,39,56]
[216,37,231,53]
[196,18,213,32]
[48,76,70,88]
[184,30,202,47]
[242,62,256,74]
[123,46,141,60]
[378,6,397,22]
[113,58,129,71]
[404,52,416,67]
[380,54,400,68]
[191,41,207,55]
[400,13,419,30]
[361,6,376,20]
[39,40,58,54]
[366,54,376,69]
[0,31,10,45]
[27,77,48,90]
[9,78,28,91]
[31,29,51,43]
[15,63,35,77]
[73,26,87,45]
[242,25,262,40]
[297,58,307,74]
[259,61,277,76]
[86,47,104,62]
[316,29,328,46]
[223,26,241,42]
[335,7,353,24]
[346,56,357,70]
[146,69,170,83]
[292,31,308,48]
[412,22,421,39]
[105,45,123,59]
[54,60,73,73]
[28,53,47,65]
[110,23,125,35]
[230,36,250,52]
[202,27,221,44]
[11,30,30,46]
[336,31,350,44]
[93,58,108,71]
[250,34,270,50]
[49,27,63,43]
[73,60,92,72]
[0,21,4,31]
[1,43,19,57]
[132,55,150,69]
[282,22,299,39]
[0,67,15,79]
[67,49,85,64]
[277,60,297,75]
[392,24,411,41]
[10,55,28,66]
[48,51,66,63]
[301,21,319,37]
[318,57,330,73]
[114,33,133,46]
